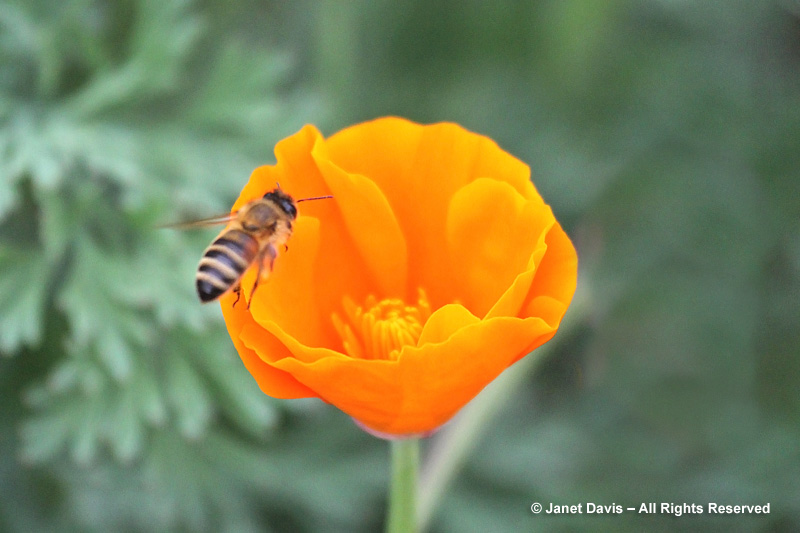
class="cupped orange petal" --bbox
[522,221,578,323]
[389,316,555,434]
[312,141,408,298]
[220,291,314,399]
[233,125,331,211]
[417,303,479,346]
[445,177,555,317]
[269,315,554,435]
[243,216,327,347]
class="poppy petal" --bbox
[244,216,329,347]
[233,125,329,211]
[417,303,479,346]
[445,178,552,317]
[523,221,578,318]
[312,142,408,298]
[222,291,315,399]
[270,315,554,434]
[389,316,555,434]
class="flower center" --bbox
[332,289,431,361]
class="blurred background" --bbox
[1,0,799,531]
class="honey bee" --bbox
[168,187,332,307]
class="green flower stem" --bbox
[386,438,420,533]
[417,282,591,532]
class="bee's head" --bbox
[263,189,297,219]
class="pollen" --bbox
[332,289,431,361]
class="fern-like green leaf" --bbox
[0,249,49,352]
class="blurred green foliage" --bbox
[1,0,799,532]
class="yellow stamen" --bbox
[332,289,431,361]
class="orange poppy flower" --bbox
[220,117,577,436]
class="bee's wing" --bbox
[158,212,237,230]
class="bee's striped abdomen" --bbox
[196,229,259,302]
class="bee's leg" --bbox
[232,284,242,307]
[247,244,278,309]
[247,274,260,311]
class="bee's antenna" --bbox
[296,195,334,203]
